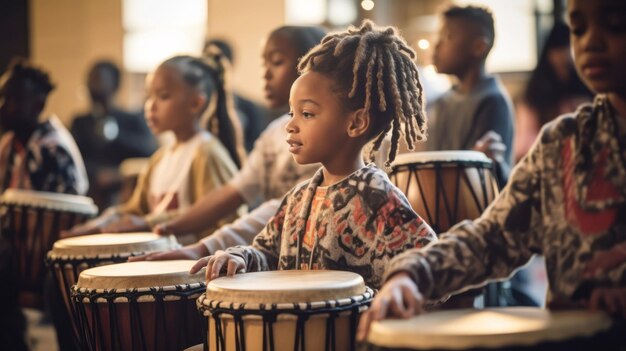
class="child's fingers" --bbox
[402,284,424,316]
[356,309,374,341]
[210,255,229,280]
[226,259,240,276]
[190,256,210,274]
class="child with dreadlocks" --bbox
[192,20,436,289]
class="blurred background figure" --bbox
[204,39,268,152]
[71,60,157,209]
[514,21,592,162]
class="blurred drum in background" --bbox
[72,260,206,351]
[389,151,499,234]
[197,270,374,351]
[0,189,98,308]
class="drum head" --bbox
[206,270,366,304]
[50,232,176,258]
[392,151,491,167]
[0,188,97,214]
[367,307,614,350]
[76,260,205,290]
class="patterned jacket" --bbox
[226,165,436,289]
[0,117,88,195]
[386,95,626,303]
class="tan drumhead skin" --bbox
[367,308,614,350]
[392,151,491,166]
[51,233,175,257]
[76,260,205,289]
[206,270,365,304]
[0,188,97,214]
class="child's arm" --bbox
[223,196,289,273]
[385,134,545,302]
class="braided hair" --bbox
[160,53,245,169]
[298,20,427,166]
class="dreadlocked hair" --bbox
[161,54,245,169]
[298,20,427,167]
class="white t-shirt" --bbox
[149,131,211,215]
[229,114,320,208]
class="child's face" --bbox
[433,18,477,75]
[285,71,351,166]
[262,33,300,109]
[0,75,44,132]
[568,0,626,95]
[144,65,200,135]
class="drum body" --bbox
[197,270,374,351]
[72,260,206,351]
[47,233,178,341]
[364,307,620,351]
[389,151,499,233]
[0,189,98,308]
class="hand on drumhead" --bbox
[153,222,175,235]
[589,287,626,318]
[191,250,246,281]
[61,222,101,237]
[473,130,506,162]
[129,242,209,262]
[357,272,424,341]
[101,215,150,233]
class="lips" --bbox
[286,138,302,153]
[580,59,611,79]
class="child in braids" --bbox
[192,21,436,289]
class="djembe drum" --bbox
[0,189,98,308]
[389,151,499,234]
[71,260,206,351]
[363,307,621,351]
[47,232,178,341]
[197,270,374,351]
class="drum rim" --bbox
[47,233,178,260]
[197,286,374,315]
[0,188,98,214]
[366,307,615,349]
[71,282,207,303]
[391,151,492,168]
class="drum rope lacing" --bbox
[71,283,206,351]
[197,286,374,351]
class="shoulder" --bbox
[538,109,582,144]
[348,166,409,205]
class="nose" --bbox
[144,97,155,115]
[581,25,607,53]
[285,115,298,133]
[263,65,272,82]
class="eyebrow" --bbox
[298,99,321,107]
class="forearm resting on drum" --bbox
[128,241,210,262]
[159,185,244,235]
[64,207,122,236]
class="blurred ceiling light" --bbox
[417,39,430,50]
[123,0,207,73]
[286,0,326,25]
[361,0,375,11]
[328,0,357,26]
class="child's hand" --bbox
[357,272,424,341]
[129,242,209,262]
[589,287,626,318]
[473,130,506,162]
[101,215,150,233]
[153,222,175,235]
[190,250,246,281]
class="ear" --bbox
[471,36,490,58]
[346,108,370,138]
[190,92,208,116]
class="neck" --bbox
[14,123,37,145]
[321,148,366,187]
[173,123,201,145]
[455,63,487,94]
[608,92,626,120]
[92,100,113,116]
